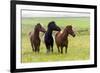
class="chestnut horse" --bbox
[29,23,46,53]
[44,21,61,53]
[55,25,75,54]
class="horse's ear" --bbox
[66,26,68,28]
[36,23,41,28]
[51,21,55,24]
[37,23,41,26]
[35,23,39,28]
[69,25,72,28]
[66,25,72,29]
[49,21,55,25]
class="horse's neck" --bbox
[62,29,69,39]
[47,29,53,36]
[34,29,39,38]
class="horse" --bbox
[29,23,46,53]
[55,25,75,54]
[44,21,61,53]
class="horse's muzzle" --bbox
[57,27,61,31]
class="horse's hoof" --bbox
[61,52,63,54]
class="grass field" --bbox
[21,17,90,63]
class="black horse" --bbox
[44,21,61,53]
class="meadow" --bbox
[21,17,90,63]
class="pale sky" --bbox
[22,10,90,18]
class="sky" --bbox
[22,10,90,18]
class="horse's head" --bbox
[48,21,61,31]
[35,23,46,33]
[66,25,75,37]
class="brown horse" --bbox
[55,25,75,54]
[29,23,46,53]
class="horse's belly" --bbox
[45,35,53,44]
[56,38,67,47]
[33,39,40,46]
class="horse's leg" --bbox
[65,41,68,53]
[34,45,37,53]
[37,42,40,53]
[57,46,60,53]
[65,45,68,54]
[38,46,40,53]
[47,46,50,54]
[51,41,54,53]
[32,44,35,52]
[61,46,63,54]
[45,44,50,54]
[37,44,40,53]
[51,46,53,53]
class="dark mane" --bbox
[48,21,55,28]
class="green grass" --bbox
[21,17,90,63]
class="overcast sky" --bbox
[22,10,90,18]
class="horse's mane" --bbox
[48,21,55,28]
